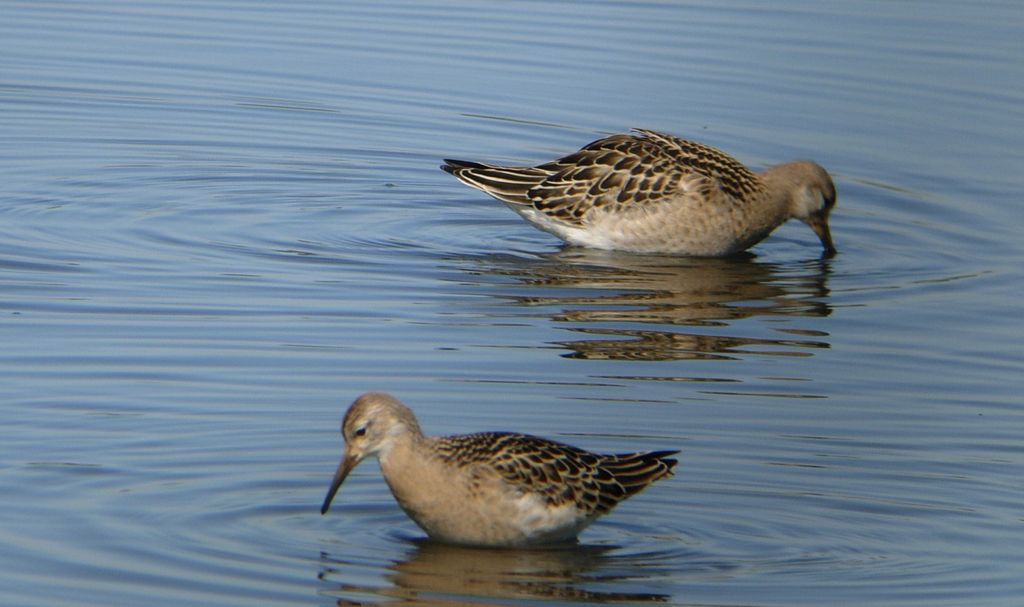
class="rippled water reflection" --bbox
[321,541,679,603]
[460,251,833,363]
[3,1,1023,606]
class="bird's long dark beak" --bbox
[320,451,360,515]
[807,214,837,258]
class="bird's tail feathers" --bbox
[441,159,551,206]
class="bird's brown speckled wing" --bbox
[434,432,678,515]
[442,130,762,226]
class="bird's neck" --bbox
[377,436,444,520]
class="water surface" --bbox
[2,1,1022,605]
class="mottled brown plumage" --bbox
[434,431,677,516]
[442,129,837,256]
[321,392,678,546]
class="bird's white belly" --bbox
[512,204,756,256]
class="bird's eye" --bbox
[354,427,367,437]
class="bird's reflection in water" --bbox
[455,248,833,362]
[322,539,670,604]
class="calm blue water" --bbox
[2,1,1022,605]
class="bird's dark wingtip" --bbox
[441,158,490,173]
[648,450,680,472]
